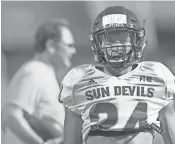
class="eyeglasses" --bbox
[60,43,76,48]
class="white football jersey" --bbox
[59,61,175,142]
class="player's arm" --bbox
[3,104,44,144]
[64,107,83,144]
[159,99,175,144]
[3,74,44,144]
[157,63,175,144]
[59,68,84,144]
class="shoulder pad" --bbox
[59,64,95,106]
[140,61,168,80]
[140,61,175,100]
[139,61,159,72]
[155,62,175,100]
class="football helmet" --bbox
[89,6,146,72]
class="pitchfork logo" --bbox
[140,76,152,82]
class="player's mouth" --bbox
[109,51,129,62]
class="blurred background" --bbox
[1,1,175,144]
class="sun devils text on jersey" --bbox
[59,61,175,142]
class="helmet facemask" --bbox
[90,26,146,72]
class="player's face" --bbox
[99,30,133,63]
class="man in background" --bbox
[2,19,76,144]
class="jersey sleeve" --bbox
[59,66,87,114]
[59,68,75,106]
[156,62,175,100]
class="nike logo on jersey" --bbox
[85,86,155,100]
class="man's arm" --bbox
[156,63,175,144]
[3,104,44,144]
[64,107,83,144]
[159,99,175,144]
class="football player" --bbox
[59,6,175,144]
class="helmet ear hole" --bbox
[89,33,94,41]
[139,29,145,37]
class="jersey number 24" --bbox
[89,102,148,130]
